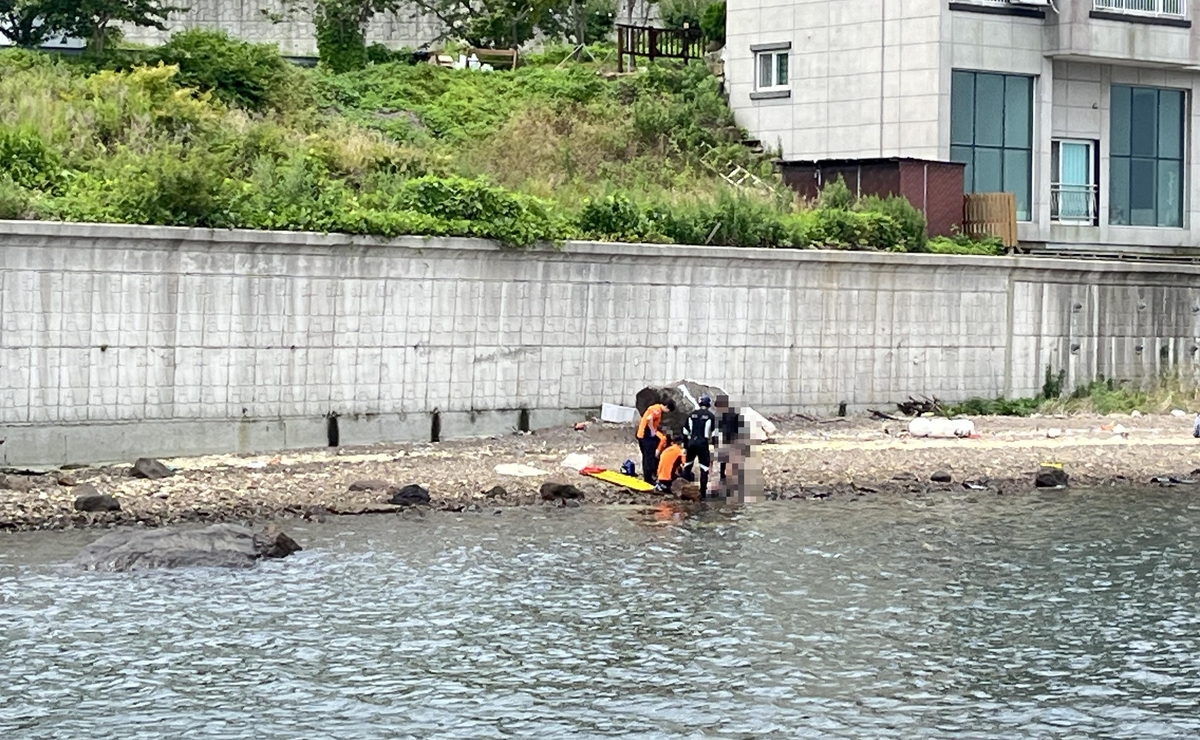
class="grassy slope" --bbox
[0,42,777,244]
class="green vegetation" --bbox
[0,30,1007,251]
[942,368,1200,418]
[928,231,1006,256]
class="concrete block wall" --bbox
[1,221,1198,466]
[120,0,444,57]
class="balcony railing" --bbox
[1094,0,1186,18]
[1051,183,1099,225]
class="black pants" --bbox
[638,434,660,483]
[685,442,711,498]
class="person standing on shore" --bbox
[683,395,717,497]
[636,400,676,483]
[714,395,745,495]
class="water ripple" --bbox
[2,491,1200,738]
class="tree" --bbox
[63,0,177,56]
[412,0,613,49]
[0,0,74,47]
[282,0,401,72]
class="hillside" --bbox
[0,32,993,253]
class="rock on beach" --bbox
[73,523,302,571]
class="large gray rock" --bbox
[540,482,584,501]
[635,380,727,437]
[73,523,302,571]
[388,484,431,506]
[0,474,34,493]
[73,484,121,512]
[131,458,174,480]
[1035,467,1069,489]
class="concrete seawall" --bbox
[1,221,1198,466]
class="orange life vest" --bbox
[657,444,686,482]
[638,404,667,438]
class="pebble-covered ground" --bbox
[2,413,1199,532]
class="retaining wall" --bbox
[1,221,1198,466]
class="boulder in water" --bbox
[1035,467,1069,489]
[73,523,301,571]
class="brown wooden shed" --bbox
[778,158,966,238]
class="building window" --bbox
[755,50,789,91]
[1094,0,1185,19]
[1051,139,1099,225]
[1110,85,1184,227]
[950,70,1034,221]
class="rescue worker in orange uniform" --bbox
[636,400,676,483]
[655,435,688,493]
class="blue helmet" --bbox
[699,395,712,407]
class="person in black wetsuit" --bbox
[683,395,717,498]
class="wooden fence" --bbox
[616,24,706,73]
[963,193,1019,248]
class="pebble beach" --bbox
[2,413,1199,532]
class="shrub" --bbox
[928,232,1005,255]
[382,175,567,247]
[0,174,33,219]
[0,125,60,191]
[815,175,853,210]
[48,146,237,228]
[857,194,927,252]
[150,29,302,112]
[578,193,647,240]
[806,208,901,250]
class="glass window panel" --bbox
[974,147,1003,193]
[1157,159,1182,227]
[951,146,973,191]
[1158,89,1183,160]
[1110,85,1131,157]
[1130,88,1158,158]
[1109,157,1130,225]
[1004,76,1032,149]
[1129,158,1157,226]
[758,53,772,89]
[1060,142,1091,186]
[975,74,1005,147]
[1051,141,1060,186]
[951,71,975,146]
[775,53,789,87]
[1004,149,1032,221]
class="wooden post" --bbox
[620,33,626,71]
[649,27,658,62]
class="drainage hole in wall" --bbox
[326,414,340,447]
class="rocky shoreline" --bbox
[2,413,1199,532]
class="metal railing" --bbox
[1094,0,1186,18]
[615,24,706,73]
[1051,183,1099,224]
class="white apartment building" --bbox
[727,0,1200,256]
